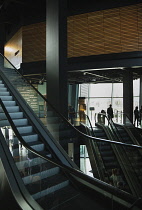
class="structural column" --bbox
[68,84,79,112]
[0,23,5,55]
[123,69,133,122]
[46,0,68,117]
[139,76,142,108]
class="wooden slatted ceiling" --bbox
[22,22,46,63]
[67,3,142,58]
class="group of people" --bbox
[134,106,142,127]
[68,104,114,125]
[68,104,142,126]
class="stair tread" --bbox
[36,185,80,209]
[22,162,56,177]
[28,140,44,146]
[21,132,37,137]
[26,173,68,194]
[36,185,104,210]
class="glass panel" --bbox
[89,83,112,97]
[0,55,78,153]
[0,102,77,209]
[134,96,139,110]
[1,54,142,206]
[1,99,142,202]
[82,113,142,196]
[112,83,123,97]
[1,127,72,209]
[133,79,140,97]
[88,97,111,117]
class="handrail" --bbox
[1,97,142,181]
[1,53,142,149]
[1,99,142,209]
[0,67,142,208]
[115,111,134,126]
[0,53,70,124]
[75,111,94,133]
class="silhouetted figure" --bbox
[68,105,75,124]
[139,105,142,125]
[107,104,114,120]
[134,106,139,127]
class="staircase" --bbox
[0,57,142,208]
[93,127,120,171]
[0,63,116,209]
[0,78,75,207]
[0,76,117,209]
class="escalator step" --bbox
[36,184,79,209]
[26,173,68,195]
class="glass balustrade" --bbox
[0,54,142,206]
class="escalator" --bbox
[0,114,114,210]
[80,113,142,197]
[116,113,142,147]
[93,125,123,182]
[97,114,142,197]
[0,99,142,210]
[0,53,142,209]
[113,112,142,146]
[77,113,141,196]
[110,115,142,197]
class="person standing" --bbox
[139,105,142,125]
[68,105,75,124]
[134,106,139,127]
[107,104,114,120]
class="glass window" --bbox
[112,83,123,97]
[79,79,140,120]
[88,98,111,114]
[133,79,140,97]
[89,83,112,97]
[133,96,139,109]
[112,98,123,112]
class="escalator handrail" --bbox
[1,98,142,208]
[95,112,126,142]
[116,111,133,126]
[74,111,94,134]
[1,97,142,189]
[1,54,142,149]
[0,53,71,124]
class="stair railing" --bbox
[1,98,142,209]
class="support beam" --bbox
[139,76,142,108]
[123,70,133,123]
[46,0,68,117]
[0,23,5,55]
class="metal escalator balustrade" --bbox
[1,100,140,210]
[116,111,142,146]
[0,53,77,155]
[92,126,122,185]
[99,112,142,198]
[79,112,142,198]
[85,113,131,193]
[0,53,142,207]
[93,115,127,189]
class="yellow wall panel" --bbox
[68,3,142,57]
[4,28,22,68]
